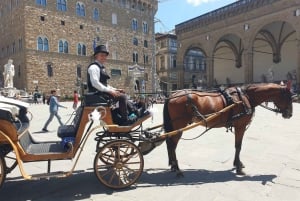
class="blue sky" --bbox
[155,0,237,33]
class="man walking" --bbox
[42,90,67,132]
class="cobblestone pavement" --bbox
[0,101,299,201]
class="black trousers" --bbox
[114,93,135,121]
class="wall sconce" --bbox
[244,24,249,31]
[295,8,300,16]
[206,35,210,40]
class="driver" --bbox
[87,45,135,126]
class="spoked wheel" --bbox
[0,155,6,188]
[94,140,144,189]
[4,152,17,173]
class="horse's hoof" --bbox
[236,169,246,175]
[170,166,177,172]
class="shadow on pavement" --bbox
[139,168,277,187]
[0,168,277,201]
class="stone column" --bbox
[243,49,253,84]
[206,56,214,87]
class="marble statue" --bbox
[3,59,15,88]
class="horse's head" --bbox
[273,86,293,119]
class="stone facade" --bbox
[0,0,157,97]
[174,0,300,90]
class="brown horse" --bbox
[163,83,293,176]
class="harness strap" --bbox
[186,92,208,128]
[236,87,252,115]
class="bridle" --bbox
[258,87,292,115]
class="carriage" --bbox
[0,83,294,189]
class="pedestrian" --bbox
[73,90,79,110]
[87,44,136,126]
[42,92,46,104]
[42,90,67,132]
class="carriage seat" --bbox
[57,106,83,138]
[83,92,114,107]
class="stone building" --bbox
[0,0,157,97]
[173,0,300,91]
[155,32,177,94]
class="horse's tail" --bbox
[163,99,173,132]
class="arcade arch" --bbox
[213,34,244,86]
[183,47,207,89]
[252,21,297,83]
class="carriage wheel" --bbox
[93,140,144,189]
[4,152,18,173]
[0,155,6,188]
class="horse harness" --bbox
[185,87,254,131]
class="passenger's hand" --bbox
[110,90,121,98]
[116,89,125,93]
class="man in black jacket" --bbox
[87,45,134,126]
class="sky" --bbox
[155,0,237,33]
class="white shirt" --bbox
[87,61,115,93]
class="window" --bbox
[18,38,23,50]
[184,48,206,71]
[93,8,99,21]
[36,0,47,6]
[133,52,138,63]
[46,63,53,77]
[112,13,117,25]
[171,55,176,68]
[77,43,86,56]
[57,0,67,11]
[133,37,138,46]
[37,36,49,51]
[58,39,68,53]
[76,2,85,17]
[61,20,65,25]
[143,40,148,48]
[40,16,45,21]
[76,65,82,78]
[131,19,138,31]
[170,39,177,49]
[160,56,165,69]
[111,69,121,76]
[112,50,118,60]
[12,42,16,54]
[143,54,148,64]
[142,21,148,34]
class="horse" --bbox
[163,83,293,176]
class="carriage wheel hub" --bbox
[115,162,123,169]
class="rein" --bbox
[259,103,281,113]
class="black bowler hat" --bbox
[94,45,109,56]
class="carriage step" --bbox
[30,171,74,180]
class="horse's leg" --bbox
[233,126,246,175]
[166,133,183,177]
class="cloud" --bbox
[186,0,217,7]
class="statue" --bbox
[3,59,15,88]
